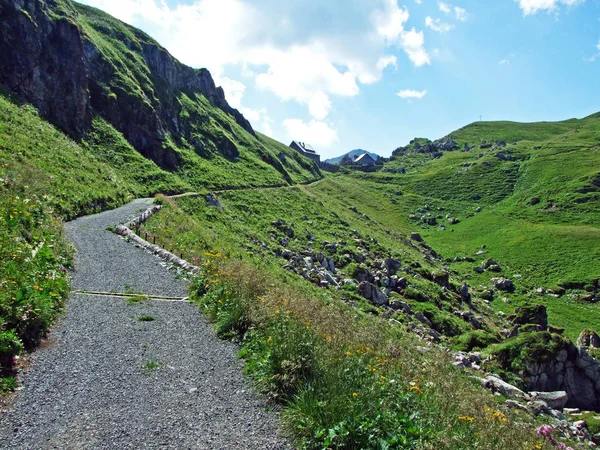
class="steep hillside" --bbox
[0,0,320,189]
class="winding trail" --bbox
[0,199,289,449]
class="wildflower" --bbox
[352,392,358,397]
[267,337,273,343]
[409,385,423,394]
[536,425,553,438]
[458,416,475,422]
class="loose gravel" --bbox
[0,199,290,449]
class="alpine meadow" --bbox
[1,0,600,449]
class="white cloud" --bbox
[438,2,468,20]
[584,40,600,62]
[438,1,451,13]
[397,89,428,99]
[239,106,274,136]
[499,59,510,64]
[78,0,431,121]
[377,55,398,71]
[425,16,453,32]
[282,119,339,148]
[401,28,431,66]
[516,0,584,16]
[218,77,245,109]
[454,6,468,21]
[374,1,430,67]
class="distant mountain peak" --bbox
[325,149,380,164]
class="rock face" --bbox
[0,0,253,169]
[524,344,600,411]
[0,0,92,137]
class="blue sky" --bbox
[79,0,600,159]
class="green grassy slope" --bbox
[73,2,320,188]
[374,113,600,339]
[0,93,188,219]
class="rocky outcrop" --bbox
[577,329,600,349]
[523,343,600,411]
[0,0,92,137]
[0,0,253,170]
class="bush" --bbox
[0,330,23,357]
[454,330,501,352]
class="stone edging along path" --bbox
[112,177,325,275]
[114,202,201,275]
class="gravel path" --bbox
[0,199,289,449]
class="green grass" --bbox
[180,245,543,448]
[1,0,598,444]
[141,360,160,376]
[0,169,71,365]
[137,314,155,322]
[349,113,600,340]
[0,376,17,393]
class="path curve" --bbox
[0,199,289,449]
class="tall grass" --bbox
[190,252,546,449]
[0,165,72,388]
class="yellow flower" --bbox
[267,337,273,343]
[458,416,475,422]
[410,385,423,394]
[352,392,358,397]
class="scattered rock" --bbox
[530,391,569,410]
[459,282,471,303]
[511,304,548,329]
[482,375,527,399]
[577,329,600,349]
[384,258,402,276]
[410,232,423,242]
[357,282,388,306]
[205,192,222,210]
[490,278,514,291]
[390,301,412,314]
[414,312,432,327]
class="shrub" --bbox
[454,330,501,352]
